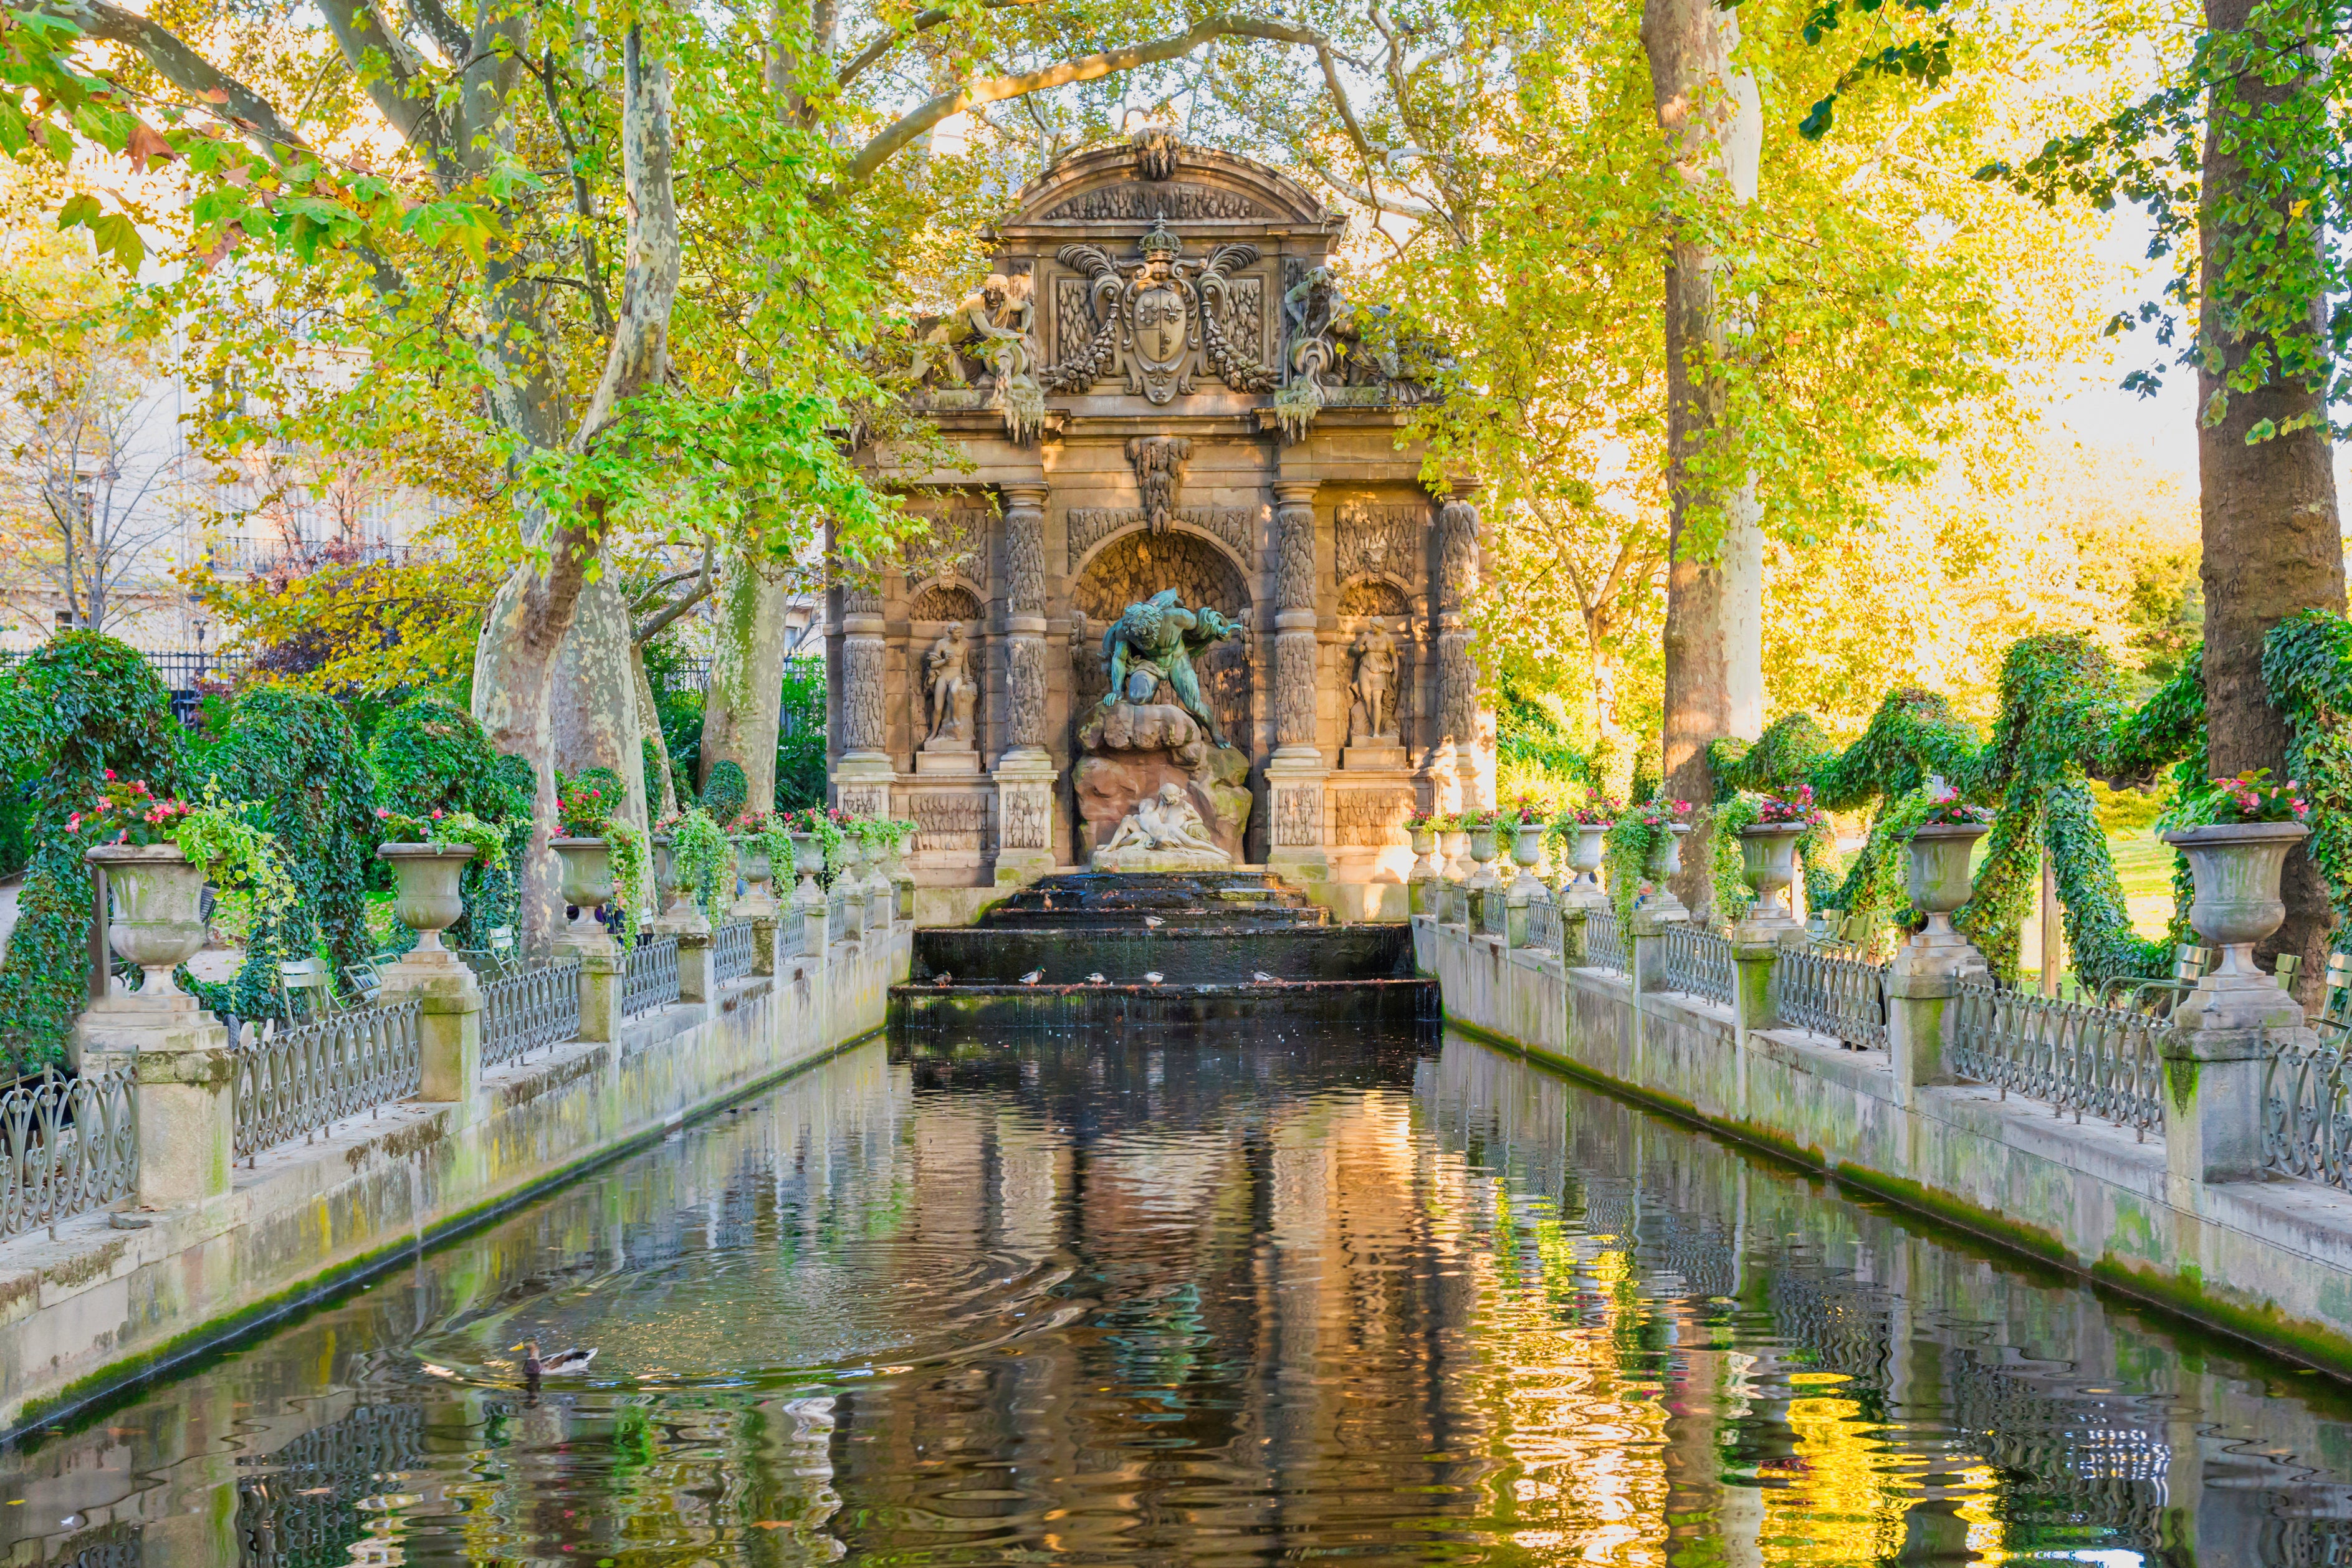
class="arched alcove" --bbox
[908,581,983,622]
[1071,530,1253,742]
[1337,576,1411,619]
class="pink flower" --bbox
[103,770,115,781]
[377,807,392,820]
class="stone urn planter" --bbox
[1441,829,1471,882]
[1905,823,1985,935]
[550,837,614,928]
[861,834,896,915]
[1640,822,1692,886]
[86,843,208,994]
[649,833,684,919]
[732,833,777,907]
[882,836,914,921]
[1567,825,1607,891]
[1408,829,1443,889]
[1509,821,1547,894]
[376,842,477,950]
[1466,824,1501,889]
[1738,823,1807,924]
[2161,821,2310,989]
[789,831,825,907]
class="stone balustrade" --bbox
[1414,910,2352,1379]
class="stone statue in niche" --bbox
[1097,782,1230,870]
[924,624,978,747]
[1349,620,1399,743]
[1076,589,1253,865]
[1096,588,1243,747]
[1343,618,1410,772]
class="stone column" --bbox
[2164,977,2303,1188]
[557,923,621,1044]
[993,480,1058,886]
[76,993,234,1210]
[1892,907,1987,1104]
[1437,482,1486,812]
[833,571,896,818]
[1731,937,1781,1039]
[676,927,714,1003]
[1267,479,1329,887]
[378,949,482,1104]
[1630,910,1672,992]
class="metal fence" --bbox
[232,1000,424,1162]
[1582,909,1628,973]
[1,1064,137,1240]
[776,905,806,960]
[2265,1032,2352,1188]
[1659,922,1735,1007]
[1947,980,2166,1140]
[1526,894,1561,955]
[622,932,681,1017]
[1774,947,1889,1051]
[713,919,757,983]
[1480,885,1508,937]
[481,958,582,1069]
[1432,882,1467,926]
[826,891,849,937]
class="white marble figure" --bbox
[1103,782,1225,857]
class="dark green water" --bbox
[6,1022,2352,1566]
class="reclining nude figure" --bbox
[1102,782,1225,857]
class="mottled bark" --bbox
[632,645,677,819]
[551,570,651,832]
[1644,0,1762,915]
[2198,0,2347,992]
[700,545,795,813]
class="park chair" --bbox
[342,958,392,1006]
[2314,954,2352,1046]
[2101,944,2211,1017]
[2274,951,2303,999]
[456,925,520,982]
[276,957,340,1026]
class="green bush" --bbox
[370,694,535,950]
[777,656,826,811]
[0,634,184,1074]
[702,758,749,825]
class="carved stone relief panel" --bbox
[903,500,987,586]
[1041,184,1274,222]
[1068,506,1253,569]
[906,789,989,854]
[1001,788,1051,850]
[1331,786,1414,846]
[1272,784,1323,848]
[1336,502,1428,585]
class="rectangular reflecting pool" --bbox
[5,1020,2352,1564]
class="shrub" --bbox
[700,759,748,826]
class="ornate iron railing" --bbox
[1581,909,1628,973]
[622,932,681,1017]
[1773,947,1889,1051]
[481,958,582,1069]
[232,1001,423,1162]
[1525,894,1561,955]
[712,919,757,984]
[1947,980,2165,1139]
[1479,884,1508,937]
[237,1402,433,1568]
[1659,922,1734,1007]
[775,905,806,961]
[1,1064,137,1240]
[2264,1031,2352,1188]
[826,891,849,937]
[1432,882,1467,926]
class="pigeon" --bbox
[933,972,953,987]
[1020,970,1045,986]
[1086,972,1107,985]
[1143,915,1165,929]
[1252,972,1278,984]
[1143,971,1165,985]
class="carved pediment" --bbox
[1042,184,1276,222]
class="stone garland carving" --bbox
[1276,632,1317,750]
[1041,185,1270,222]
[1005,492,1046,617]
[1336,502,1428,583]
[1276,495,1316,612]
[1439,629,1478,748]
[1066,506,1253,569]
[904,504,986,586]
[1047,221,1275,405]
[1198,274,1276,393]
[1438,496,1480,608]
[1127,436,1192,532]
[1047,275,1119,393]
[841,637,887,752]
[1008,636,1049,748]
[1332,787,1414,846]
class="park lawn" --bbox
[2107,833,2179,940]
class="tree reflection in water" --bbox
[7,1025,2352,1565]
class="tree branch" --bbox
[633,544,714,644]
[36,0,313,159]
[834,0,1045,91]
[839,14,1332,188]
[405,0,468,64]
[311,0,449,163]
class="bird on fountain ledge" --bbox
[1020,970,1044,985]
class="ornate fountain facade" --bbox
[827,133,1494,915]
